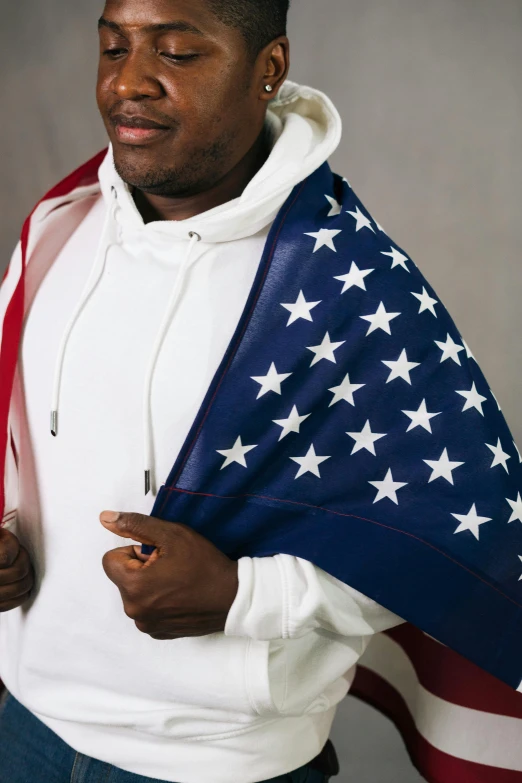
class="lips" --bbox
[110,113,172,145]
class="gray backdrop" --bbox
[1,1,521,781]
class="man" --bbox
[1,1,522,783]
[0,1,403,781]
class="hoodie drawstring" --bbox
[50,186,119,438]
[49,188,202,498]
[143,230,201,495]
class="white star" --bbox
[360,302,401,336]
[507,492,522,524]
[452,503,492,540]
[328,373,366,407]
[463,340,477,361]
[217,436,257,470]
[347,206,375,233]
[455,382,488,416]
[307,332,346,367]
[485,437,511,473]
[346,420,387,456]
[382,348,421,385]
[381,247,410,272]
[281,291,321,326]
[518,556,522,581]
[334,261,375,294]
[411,287,439,317]
[423,447,465,485]
[490,390,502,411]
[514,441,522,463]
[273,405,311,442]
[304,229,342,253]
[251,362,292,399]
[402,399,442,433]
[375,221,387,234]
[369,468,408,505]
[290,444,331,479]
[325,195,342,216]
[434,333,466,365]
[343,177,352,188]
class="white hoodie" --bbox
[0,81,402,783]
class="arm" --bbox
[224,554,404,717]
[224,554,404,641]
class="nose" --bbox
[111,52,164,101]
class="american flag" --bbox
[2,150,522,781]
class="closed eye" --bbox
[103,48,127,58]
[162,53,199,62]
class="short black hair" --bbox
[207,0,290,59]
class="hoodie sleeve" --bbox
[224,554,403,641]
[224,554,403,717]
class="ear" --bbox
[258,36,290,102]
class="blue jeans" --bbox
[0,688,330,783]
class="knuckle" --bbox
[123,601,140,620]
[118,514,138,533]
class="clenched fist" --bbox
[0,528,35,612]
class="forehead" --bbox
[101,0,222,34]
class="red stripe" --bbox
[352,665,522,783]
[0,148,107,521]
[42,148,107,201]
[384,625,522,719]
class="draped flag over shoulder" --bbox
[2,149,522,782]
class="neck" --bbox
[133,125,271,224]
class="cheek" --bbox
[96,74,112,111]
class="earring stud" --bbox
[265,85,273,93]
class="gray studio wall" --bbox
[1,1,520,781]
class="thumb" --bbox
[99,511,171,547]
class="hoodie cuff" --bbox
[224,556,288,640]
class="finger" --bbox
[0,570,34,603]
[0,592,33,613]
[102,546,148,585]
[0,546,31,586]
[0,529,21,570]
[132,545,153,563]
[99,511,174,547]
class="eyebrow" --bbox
[97,17,205,36]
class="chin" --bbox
[112,145,175,191]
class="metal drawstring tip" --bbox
[50,411,58,437]
[144,470,151,496]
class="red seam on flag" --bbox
[351,666,522,782]
[160,485,522,612]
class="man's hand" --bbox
[0,528,35,612]
[100,511,239,640]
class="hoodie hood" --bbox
[98,79,342,243]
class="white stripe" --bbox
[361,633,522,770]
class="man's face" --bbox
[97,0,268,196]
